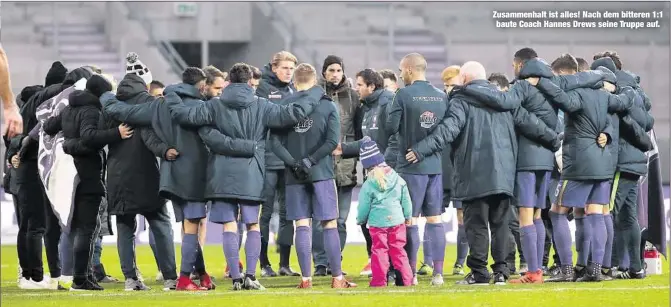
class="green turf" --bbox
[1,244,668,307]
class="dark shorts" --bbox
[172,200,208,223]
[442,191,462,209]
[554,179,611,208]
[400,174,444,217]
[515,171,551,209]
[285,179,338,221]
[209,200,260,224]
[547,178,560,206]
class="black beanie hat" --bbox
[86,75,113,98]
[322,55,344,76]
[45,61,68,87]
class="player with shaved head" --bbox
[385,53,449,286]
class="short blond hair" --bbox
[271,51,298,67]
[294,63,317,84]
[441,65,460,83]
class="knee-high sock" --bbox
[405,225,420,274]
[323,228,342,277]
[456,224,468,266]
[576,217,591,266]
[534,219,546,270]
[181,234,199,277]
[603,215,614,268]
[426,223,445,275]
[222,232,241,279]
[422,223,432,265]
[194,243,206,275]
[520,225,538,272]
[587,213,606,266]
[549,212,573,266]
[294,226,312,277]
[245,231,261,276]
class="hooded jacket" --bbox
[356,166,412,228]
[101,74,169,215]
[591,58,655,176]
[168,83,319,202]
[270,86,340,185]
[257,63,297,170]
[320,76,360,186]
[103,82,257,202]
[534,72,636,181]
[14,67,93,183]
[44,90,121,195]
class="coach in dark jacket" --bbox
[410,62,561,284]
[100,72,178,286]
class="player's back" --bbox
[561,87,613,181]
[391,80,447,174]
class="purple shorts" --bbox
[209,200,260,224]
[453,200,462,209]
[400,174,444,217]
[554,179,612,208]
[514,171,551,209]
[172,200,208,223]
[285,179,338,221]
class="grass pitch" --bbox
[1,244,668,307]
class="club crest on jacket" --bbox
[419,111,437,129]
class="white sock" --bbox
[335,275,344,281]
[302,276,312,282]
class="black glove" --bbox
[291,161,310,181]
[552,132,564,152]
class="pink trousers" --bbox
[369,224,413,287]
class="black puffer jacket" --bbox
[44,90,121,195]
[101,74,169,215]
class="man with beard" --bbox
[168,62,320,290]
[99,53,178,291]
[333,68,397,281]
[12,64,93,290]
[204,66,228,98]
[316,55,360,276]
[256,51,300,277]
[42,74,133,290]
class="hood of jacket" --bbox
[69,90,101,109]
[362,88,385,105]
[519,58,554,79]
[594,66,617,84]
[164,83,203,100]
[590,57,618,73]
[261,63,292,89]
[220,83,257,109]
[116,74,149,101]
[615,70,638,88]
[320,75,351,95]
[369,167,400,192]
[63,67,94,87]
